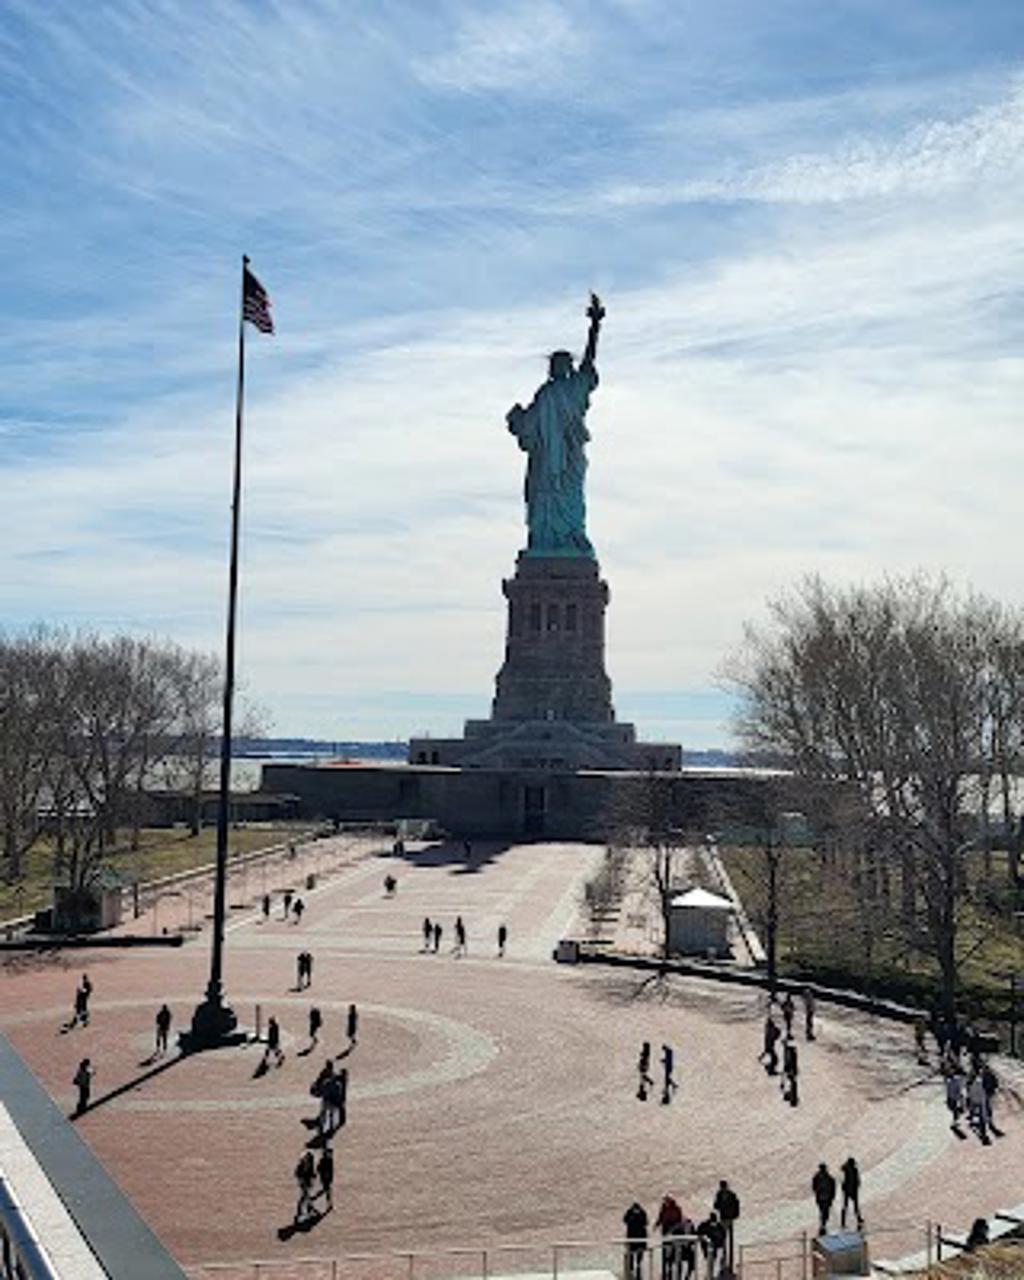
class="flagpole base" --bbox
[181,989,242,1054]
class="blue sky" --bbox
[2,0,1024,748]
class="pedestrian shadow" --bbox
[277,1210,325,1240]
[71,1053,184,1120]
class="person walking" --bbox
[945,1062,965,1131]
[781,991,795,1038]
[760,1013,781,1075]
[696,1210,725,1277]
[294,1150,317,1223]
[346,1003,359,1046]
[433,921,443,953]
[713,1180,740,1269]
[497,923,507,957]
[308,1006,323,1048]
[155,1004,172,1056]
[655,1194,683,1280]
[296,952,307,990]
[72,1058,94,1117]
[967,1071,989,1142]
[317,1146,335,1211]
[802,987,816,1041]
[454,916,467,957]
[422,916,433,951]
[637,1041,654,1101]
[69,974,93,1029]
[282,889,294,920]
[264,1015,285,1067]
[261,893,271,921]
[292,897,305,925]
[783,1037,799,1106]
[623,1201,648,1280]
[812,1163,837,1236]
[981,1060,1000,1134]
[660,1044,676,1105]
[840,1156,863,1230]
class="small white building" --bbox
[668,886,733,958]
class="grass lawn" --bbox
[0,822,312,923]
[719,842,1024,1022]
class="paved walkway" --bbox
[1,835,1021,1275]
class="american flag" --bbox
[242,262,274,334]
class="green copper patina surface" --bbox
[506,294,604,558]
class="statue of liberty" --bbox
[506,293,604,557]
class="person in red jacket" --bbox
[655,1195,683,1280]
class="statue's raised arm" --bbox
[581,292,605,370]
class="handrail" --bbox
[0,1174,61,1279]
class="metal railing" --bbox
[187,1223,937,1280]
[0,1175,60,1280]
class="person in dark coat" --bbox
[713,1180,740,1269]
[812,1163,837,1236]
[433,921,443,953]
[840,1157,863,1230]
[781,991,795,1037]
[263,1015,284,1067]
[346,1003,359,1045]
[783,1038,799,1106]
[696,1211,725,1275]
[422,916,433,951]
[73,1058,94,1116]
[155,1004,172,1056]
[294,1151,316,1222]
[308,1006,322,1048]
[623,1201,648,1280]
[637,1041,654,1101]
[497,923,508,957]
[760,1013,781,1075]
[317,1146,335,1210]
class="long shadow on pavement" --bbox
[383,839,514,876]
[71,1052,186,1120]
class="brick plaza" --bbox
[1,835,1020,1275]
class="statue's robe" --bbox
[509,363,597,556]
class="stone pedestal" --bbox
[492,555,613,723]
[408,553,682,774]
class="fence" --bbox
[187,1224,938,1280]
[125,829,374,938]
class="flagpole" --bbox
[188,255,248,1048]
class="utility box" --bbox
[554,939,580,964]
[812,1231,869,1277]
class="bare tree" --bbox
[0,631,61,882]
[728,574,1017,1017]
[606,771,690,961]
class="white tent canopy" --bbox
[669,887,733,911]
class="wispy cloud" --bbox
[597,75,1024,207]
[414,0,584,93]
[2,1,1023,746]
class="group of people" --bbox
[943,1056,1001,1143]
[636,1041,676,1105]
[66,975,178,1115]
[420,915,508,957]
[624,1181,741,1279]
[812,1158,863,1235]
[261,889,306,924]
[758,988,815,1107]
